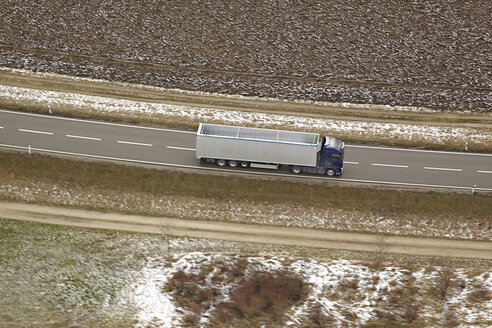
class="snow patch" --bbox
[125,252,492,327]
[1,85,489,147]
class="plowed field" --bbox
[1,0,490,111]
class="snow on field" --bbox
[1,84,490,147]
[125,252,492,327]
[129,262,181,328]
[1,67,445,113]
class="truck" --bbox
[196,123,344,176]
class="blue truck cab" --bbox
[292,136,344,176]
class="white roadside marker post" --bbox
[28,145,31,155]
[472,184,476,195]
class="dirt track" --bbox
[2,201,491,260]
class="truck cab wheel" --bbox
[326,168,336,176]
[291,166,301,174]
[240,161,249,168]
[216,159,227,167]
[228,160,238,167]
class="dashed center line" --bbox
[117,140,152,147]
[166,146,196,151]
[344,161,359,165]
[371,163,408,168]
[18,128,54,135]
[66,134,101,141]
[424,167,463,172]
[477,170,492,174]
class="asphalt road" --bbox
[1,109,492,191]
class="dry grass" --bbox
[163,257,307,328]
[164,270,217,325]
[210,270,306,327]
[467,286,491,303]
[301,302,336,328]
[2,151,491,217]
[1,213,490,327]
[1,151,491,241]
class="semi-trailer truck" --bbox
[196,123,344,176]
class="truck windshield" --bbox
[330,138,343,149]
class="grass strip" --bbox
[1,151,491,221]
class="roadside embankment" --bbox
[1,67,491,152]
[1,151,491,241]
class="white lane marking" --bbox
[344,161,359,165]
[424,167,463,172]
[1,143,492,192]
[4,109,492,162]
[0,109,195,134]
[2,111,491,156]
[477,170,492,174]
[166,146,196,151]
[18,128,54,135]
[66,134,101,141]
[117,140,152,147]
[371,163,408,168]
[346,144,492,157]
[0,126,4,129]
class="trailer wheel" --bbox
[326,168,336,176]
[216,159,227,167]
[240,161,249,168]
[291,166,301,174]
[228,160,238,167]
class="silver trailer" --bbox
[196,123,320,168]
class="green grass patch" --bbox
[0,219,142,328]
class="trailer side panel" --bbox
[196,124,319,167]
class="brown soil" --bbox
[2,201,491,260]
[0,1,490,112]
